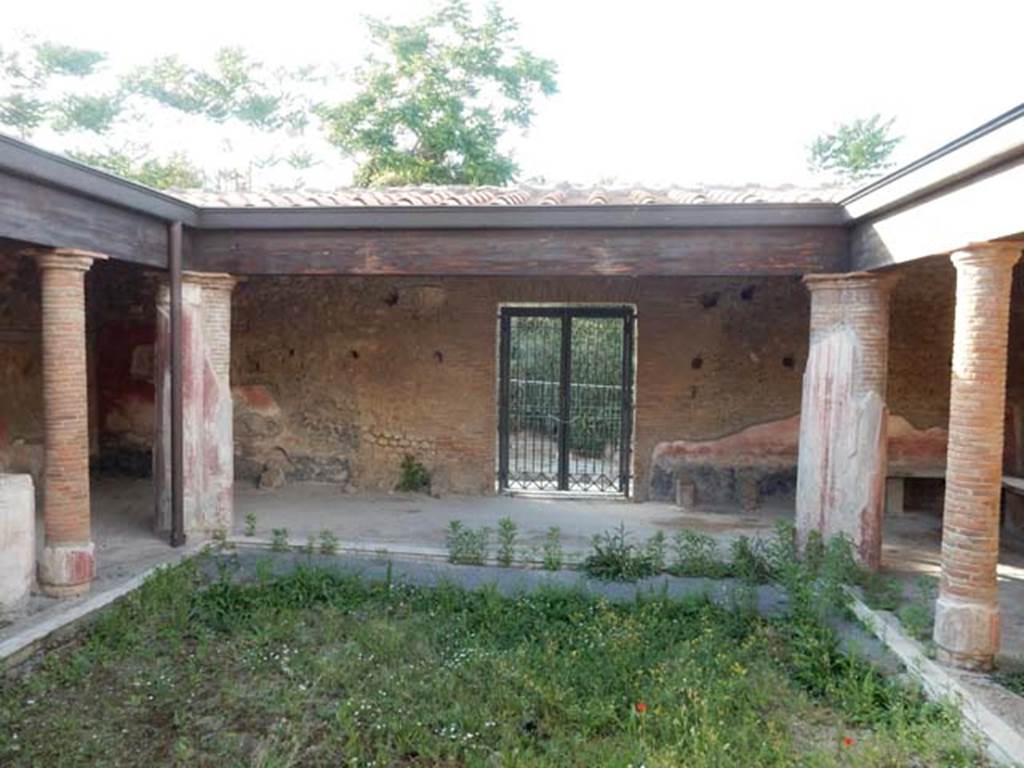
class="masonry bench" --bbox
[884,467,946,516]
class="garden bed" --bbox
[0,552,988,767]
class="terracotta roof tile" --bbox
[176,183,848,208]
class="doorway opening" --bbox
[497,306,635,495]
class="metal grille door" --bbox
[498,307,634,494]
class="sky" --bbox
[4,0,1023,190]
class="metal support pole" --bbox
[168,221,185,547]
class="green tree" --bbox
[0,35,316,190]
[318,0,557,186]
[808,114,902,182]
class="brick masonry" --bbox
[934,245,1021,671]
[0,250,1016,510]
[35,250,102,596]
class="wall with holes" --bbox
[0,251,976,505]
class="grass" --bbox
[0,555,986,767]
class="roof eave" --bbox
[195,202,849,230]
[0,133,199,225]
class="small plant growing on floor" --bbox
[318,529,339,555]
[396,454,431,493]
[211,527,232,551]
[446,520,489,565]
[244,511,257,537]
[270,528,290,552]
[896,576,937,642]
[729,535,773,584]
[582,523,659,582]
[644,531,667,572]
[542,526,563,571]
[497,516,518,567]
[670,530,726,577]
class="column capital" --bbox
[803,271,899,293]
[29,248,108,273]
[951,242,1021,270]
[184,271,239,292]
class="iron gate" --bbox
[498,306,634,494]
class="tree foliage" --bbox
[69,146,206,189]
[319,0,557,186]
[123,47,309,131]
[0,39,117,135]
[0,35,317,190]
[807,114,902,182]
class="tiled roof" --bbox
[176,183,848,208]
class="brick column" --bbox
[36,250,104,596]
[934,244,1020,671]
[154,272,236,535]
[796,272,895,569]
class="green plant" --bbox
[270,528,289,552]
[318,529,339,555]
[211,528,232,551]
[302,536,316,556]
[396,454,431,493]
[243,511,257,537]
[643,531,667,573]
[582,523,659,582]
[496,516,517,567]
[0,559,985,766]
[670,530,727,577]
[445,520,489,565]
[729,535,773,585]
[542,526,563,571]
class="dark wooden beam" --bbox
[190,226,848,276]
[0,170,167,264]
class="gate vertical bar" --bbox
[497,311,511,490]
[558,311,572,491]
[619,311,635,495]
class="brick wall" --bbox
[0,249,1006,505]
[230,275,812,499]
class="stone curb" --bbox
[0,544,203,671]
[846,586,1024,767]
[224,535,589,567]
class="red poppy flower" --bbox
[635,701,648,714]
[842,736,855,747]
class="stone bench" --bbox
[654,414,949,513]
[0,474,35,615]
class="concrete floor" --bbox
[6,475,1024,667]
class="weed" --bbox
[211,527,232,551]
[396,454,431,493]
[270,528,290,552]
[302,536,316,556]
[582,523,659,581]
[0,559,985,767]
[729,535,773,584]
[318,529,339,555]
[669,530,726,577]
[643,531,667,572]
[243,510,257,537]
[542,526,563,571]
[496,516,517,567]
[446,520,489,565]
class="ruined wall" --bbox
[231,275,812,499]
